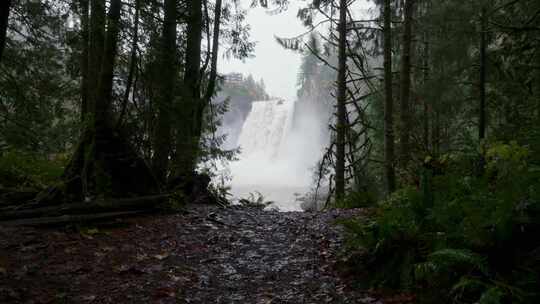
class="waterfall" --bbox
[236,99,295,160]
[225,97,327,211]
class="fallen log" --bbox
[0,211,145,226]
[0,187,39,206]
[0,194,170,221]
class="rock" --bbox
[0,204,378,303]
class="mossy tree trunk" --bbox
[79,0,90,122]
[383,0,396,195]
[175,0,203,179]
[88,0,105,116]
[479,5,487,141]
[152,0,178,184]
[399,0,414,169]
[202,0,223,106]
[0,0,12,64]
[422,14,430,152]
[335,0,347,201]
[174,0,223,182]
[116,0,140,129]
[42,0,158,204]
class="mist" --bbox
[215,86,332,211]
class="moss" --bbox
[0,150,65,190]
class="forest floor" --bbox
[0,204,413,304]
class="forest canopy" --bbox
[274,0,540,302]
[0,0,539,303]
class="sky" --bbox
[217,0,374,101]
[218,1,307,101]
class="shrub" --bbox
[238,191,274,208]
[0,150,66,190]
[333,190,378,209]
[339,187,426,289]
[341,142,540,303]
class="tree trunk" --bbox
[203,0,223,104]
[117,0,140,129]
[422,31,430,152]
[39,0,159,204]
[0,0,11,64]
[383,0,396,194]
[1,211,146,226]
[88,0,105,115]
[432,104,440,156]
[399,0,414,168]
[95,0,121,123]
[335,0,347,200]
[152,0,177,184]
[479,6,487,141]
[80,0,89,121]
[1,195,169,221]
[176,0,202,178]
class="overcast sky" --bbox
[218,0,374,101]
[218,1,307,101]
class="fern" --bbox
[238,191,274,208]
[451,276,488,300]
[415,261,440,281]
[477,287,504,304]
[340,144,540,302]
[428,248,488,275]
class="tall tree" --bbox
[152,0,177,184]
[335,0,348,200]
[0,0,11,64]
[88,0,106,117]
[94,0,121,128]
[479,5,487,141]
[383,0,396,194]
[422,28,430,152]
[203,0,223,105]
[43,0,158,203]
[116,0,140,128]
[399,0,414,167]
[175,0,203,177]
[79,0,90,121]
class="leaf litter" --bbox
[0,204,413,303]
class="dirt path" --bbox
[0,205,383,304]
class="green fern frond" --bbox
[274,35,304,51]
[478,287,504,304]
[490,279,527,301]
[239,191,273,208]
[414,261,440,281]
[338,218,369,234]
[429,248,488,274]
[451,276,487,297]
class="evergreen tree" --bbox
[0,0,12,64]
[398,0,414,169]
[335,0,348,200]
[152,0,177,184]
[383,0,396,194]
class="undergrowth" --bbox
[238,191,274,208]
[332,190,377,209]
[340,141,540,303]
[0,150,66,190]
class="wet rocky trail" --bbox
[0,205,405,303]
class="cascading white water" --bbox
[236,99,294,159]
[227,98,328,211]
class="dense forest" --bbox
[277,0,540,302]
[0,0,539,303]
[0,0,255,207]
[214,73,269,150]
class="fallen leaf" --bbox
[153,287,176,298]
[81,295,97,302]
[153,253,169,260]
